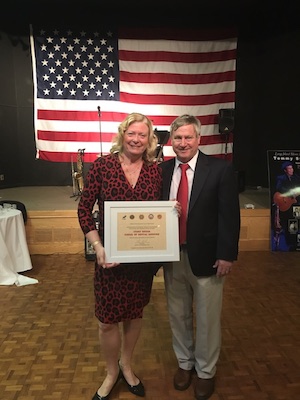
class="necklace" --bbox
[120,156,143,187]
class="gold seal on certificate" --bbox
[118,211,166,251]
[104,201,179,263]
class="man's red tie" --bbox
[177,163,189,245]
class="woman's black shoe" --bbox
[92,370,122,400]
[121,372,145,397]
[92,392,109,400]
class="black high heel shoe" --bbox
[92,369,122,400]
[119,365,145,397]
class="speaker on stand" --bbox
[219,108,235,158]
[219,108,245,192]
[154,129,169,163]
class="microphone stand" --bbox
[97,106,103,157]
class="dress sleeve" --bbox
[77,158,102,234]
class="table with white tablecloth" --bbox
[0,208,38,286]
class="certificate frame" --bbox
[104,200,179,263]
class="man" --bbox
[275,161,300,197]
[160,114,240,400]
[273,161,300,251]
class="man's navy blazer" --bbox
[160,151,240,277]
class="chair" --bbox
[0,200,27,224]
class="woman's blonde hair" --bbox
[110,113,158,163]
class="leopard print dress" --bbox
[78,153,162,323]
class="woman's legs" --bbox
[96,321,121,397]
[96,317,143,395]
[119,318,143,385]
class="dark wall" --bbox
[1,2,300,189]
[234,9,300,187]
[0,27,72,187]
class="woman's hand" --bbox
[95,245,120,269]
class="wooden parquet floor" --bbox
[0,251,300,400]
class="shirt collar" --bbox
[175,151,199,171]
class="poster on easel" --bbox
[267,150,300,251]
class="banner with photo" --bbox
[268,150,300,251]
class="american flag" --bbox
[30,25,237,163]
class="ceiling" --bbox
[1,0,299,36]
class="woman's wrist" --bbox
[91,240,102,248]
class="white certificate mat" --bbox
[104,200,179,263]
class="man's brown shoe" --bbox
[173,367,193,391]
[194,377,215,400]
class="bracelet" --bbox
[91,240,101,248]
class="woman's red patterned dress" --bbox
[78,153,162,323]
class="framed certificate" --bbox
[104,200,180,263]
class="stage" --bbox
[0,186,271,254]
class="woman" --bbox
[78,113,162,400]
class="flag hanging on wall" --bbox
[30,25,237,163]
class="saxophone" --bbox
[71,149,85,196]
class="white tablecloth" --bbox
[0,209,38,286]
